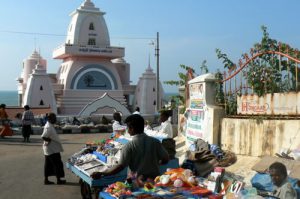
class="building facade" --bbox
[17,0,164,116]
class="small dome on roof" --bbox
[112,58,126,64]
[78,0,99,12]
[29,50,42,60]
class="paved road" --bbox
[0,133,110,199]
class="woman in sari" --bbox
[0,104,13,138]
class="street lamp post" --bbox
[155,32,160,112]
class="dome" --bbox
[112,58,126,64]
[28,50,42,60]
[79,0,98,11]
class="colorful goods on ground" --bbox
[100,166,281,199]
[102,168,224,198]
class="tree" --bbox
[216,25,300,97]
[215,70,225,104]
[200,60,209,74]
[164,64,194,108]
[164,64,195,87]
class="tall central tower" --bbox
[65,0,110,47]
[53,0,133,115]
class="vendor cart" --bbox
[66,158,179,199]
[66,136,179,199]
[66,161,127,199]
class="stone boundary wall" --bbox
[221,118,300,156]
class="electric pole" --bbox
[155,32,160,112]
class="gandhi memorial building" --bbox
[17,0,164,116]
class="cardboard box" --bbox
[251,156,300,180]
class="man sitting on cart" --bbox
[92,114,169,181]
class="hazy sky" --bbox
[1,0,300,93]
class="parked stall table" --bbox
[66,161,127,199]
[66,136,179,199]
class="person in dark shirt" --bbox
[22,105,35,142]
[92,114,169,180]
[72,117,81,126]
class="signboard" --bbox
[237,93,299,115]
[78,47,113,54]
[186,83,207,144]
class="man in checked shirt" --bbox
[22,105,35,142]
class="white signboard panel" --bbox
[237,92,299,115]
[186,83,208,144]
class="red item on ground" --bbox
[0,124,13,137]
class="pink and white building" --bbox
[17,0,164,116]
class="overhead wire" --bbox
[0,30,155,40]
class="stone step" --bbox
[174,134,187,165]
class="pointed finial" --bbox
[34,37,36,51]
[148,53,151,69]
[38,47,41,65]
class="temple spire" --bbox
[148,53,151,69]
[146,54,153,73]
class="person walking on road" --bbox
[41,112,66,185]
[0,104,13,138]
[21,105,35,142]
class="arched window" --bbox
[40,85,43,90]
[153,87,155,92]
[89,23,94,30]
[39,100,44,106]
[153,100,156,105]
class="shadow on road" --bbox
[0,137,85,146]
[65,182,80,186]
[0,137,42,145]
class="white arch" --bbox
[79,93,130,116]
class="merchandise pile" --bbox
[67,138,127,177]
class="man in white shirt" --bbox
[156,111,173,138]
[111,112,127,138]
[41,113,66,185]
[132,107,140,115]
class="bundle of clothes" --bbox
[182,138,237,177]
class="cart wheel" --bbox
[80,181,93,199]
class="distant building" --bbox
[134,62,164,114]
[23,62,57,113]
[17,0,164,115]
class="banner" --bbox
[186,83,207,143]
